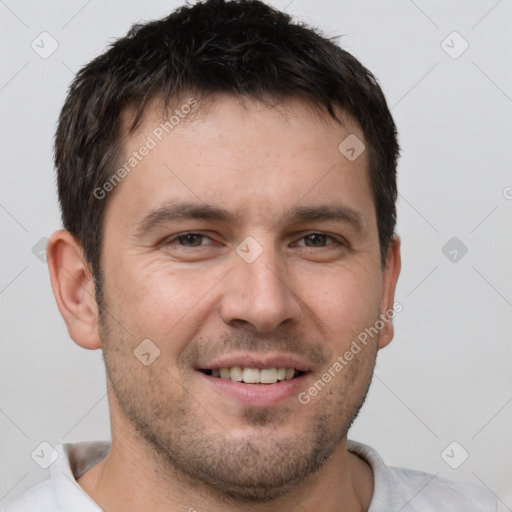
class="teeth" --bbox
[243,368,260,383]
[211,366,297,383]
[230,366,243,381]
[260,368,278,384]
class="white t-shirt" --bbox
[1,439,497,511]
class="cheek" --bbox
[105,259,224,343]
[295,265,383,340]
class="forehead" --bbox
[106,94,375,231]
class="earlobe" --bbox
[47,230,102,350]
[378,235,401,349]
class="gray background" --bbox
[1,0,511,509]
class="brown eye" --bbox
[176,233,205,247]
[297,233,341,248]
[303,233,329,247]
[163,232,215,249]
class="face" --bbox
[97,95,398,501]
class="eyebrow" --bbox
[133,201,366,237]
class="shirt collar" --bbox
[347,439,392,511]
[51,441,109,511]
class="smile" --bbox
[201,367,305,384]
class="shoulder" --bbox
[0,479,56,512]
[1,441,109,512]
[385,465,498,511]
[347,439,497,512]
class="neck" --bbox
[77,423,374,512]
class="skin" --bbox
[47,94,401,512]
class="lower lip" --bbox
[198,372,310,407]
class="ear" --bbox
[378,235,401,349]
[47,230,101,350]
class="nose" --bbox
[220,241,302,332]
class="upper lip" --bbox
[197,353,312,372]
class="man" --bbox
[2,0,497,510]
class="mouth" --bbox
[199,366,307,384]
[196,354,313,406]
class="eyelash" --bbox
[163,232,346,250]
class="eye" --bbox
[165,232,214,248]
[295,232,343,248]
